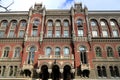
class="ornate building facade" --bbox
[0,3,120,80]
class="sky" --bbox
[0,0,120,11]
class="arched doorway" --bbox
[41,65,49,80]
[63,65,71,80]
[24,69,31,77]
[52,65,60,80]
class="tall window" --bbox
[8,30,14,37]
[19,30,24,37]
[64,30,69,37]
[97,66,102,77]
[113,30,118,37]
[48,20,53,27]
[107,47,113,57]
[102,30,108,37]
[1,20,8,27]
[33,19,40,26]
[102,66,107,77]
[109,66,115,77]
[64,47,69,56]
[95,47,102,57]
[0,31,4,38]
[3,47,10,57]
[55,30,60,37]
[79,46,87,64]
[46,47,51,56]
[9,66,13,76]
[47,30,52,37]
[117,47,120,57]
[114,66,120,77]
[55,47,60,57]
[28,46,36,64]
[2,66,6,76]
[14,66,17,76]
[64,20,69,27]
[14,47,21,58]
[92,31,98,37]
[32,29,37,36]
[20,21,27,27]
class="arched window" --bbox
[114,66,120,77]
[3,47,10,57]
[102,66,107,77]
[95,47,102,57]
[97,66,102,77]
[79,46,87,64]
[1,20,8,27]
[55,20,61,27]
[47,20,53,27]
[100,21,106,26]
[33,19,40,26]
[46,47,51,56]
[9,66,13,76]
[77,19,82,27]
[0,30,5,38]
[109,66,115,77]
[11,20,17,28]
[90,20,97,26]
[64,47,70,56]
[28,46,36,64]
[20,20,27,27]
[107,47,113,57]
[64,20,69,27]
[110,20,116,26]
[55,47,60,57]
[14,47,21,58]
[117,47,120,57]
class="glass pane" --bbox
[47,30,52,37]
[64,47,69,55]
[110,21,115,26]
[91,21,96,26]
[48,21,53,26]
[2,21,8,27]
[113,30,118,37]
[32,29,37,36]
[0,31,4,38]
[92,31,98,37]
[20,21,26,27]
[64,21,69,26]
[100,21,106,26]
[102,31,108,37]
[56,21,60,26]
[9,31,14,37]
[78,29,83,36]
[19,30,24,37]
[64,30,69,37]
[33,19,39,26]
[55,30,60,37]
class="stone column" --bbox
[60,69,63,80]
[48,69,52,80]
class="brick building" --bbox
[0,3,120,80]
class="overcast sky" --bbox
[0,0,120,11]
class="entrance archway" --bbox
[52,65,60,80]
[41,65,49,80]
[63,65,71,80]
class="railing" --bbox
[38,54,74,59]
